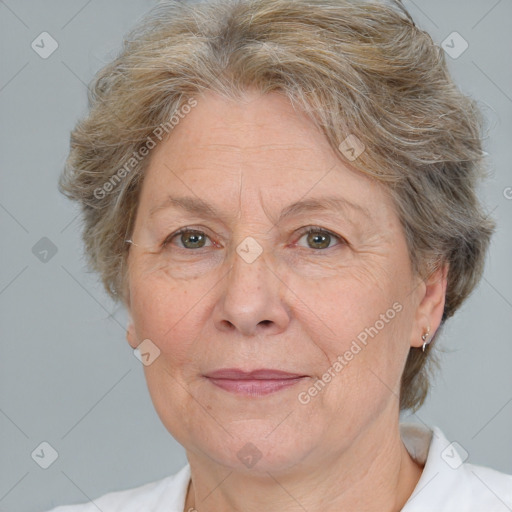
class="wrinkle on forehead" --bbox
[195,143,313,152]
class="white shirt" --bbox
[46,423,512,512]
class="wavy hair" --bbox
[59,0,496,411]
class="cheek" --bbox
[295,303,410,439]
[289,270,393,349]
[127,266,211,358]
[290,270,411,396]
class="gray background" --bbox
[0,0,511,510]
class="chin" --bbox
[180,417,321,476]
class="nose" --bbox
[212,244,291,337]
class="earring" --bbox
[421,327,431,352]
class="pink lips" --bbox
[204,369,307,396]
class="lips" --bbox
[205,368,306,380]
[203,368,308,396]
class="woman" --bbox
[47,0,511,510]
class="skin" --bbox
[125,88,448,512]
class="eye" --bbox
[163,228,214,249]
[162,226,345,251]
[295,227,345,250]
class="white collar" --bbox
[134,423,512,511]
[400,422,512,511]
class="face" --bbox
[125,89,436,474]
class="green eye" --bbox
[180,230,207,249]
[163,229,211,249]
[162,226,345,252]
[306,231,331,249]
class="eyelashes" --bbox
[162,228,214,250]
[297,227,346,250]
[161,226,347,252]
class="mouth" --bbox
[203,368,308,397]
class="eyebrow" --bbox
[279,196,372,223]
[149,195,373,224]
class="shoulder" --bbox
[44,464,190,512]
[401,423,512,512]
[462,461,512,510]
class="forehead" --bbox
[139,89,394,224]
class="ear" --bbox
[126,318,139,349]
[410,262,449,349]
[122,280,138,349]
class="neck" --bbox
[184,415,423,512]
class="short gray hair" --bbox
[59,0,496,411]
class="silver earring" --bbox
[421,328,431,352]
